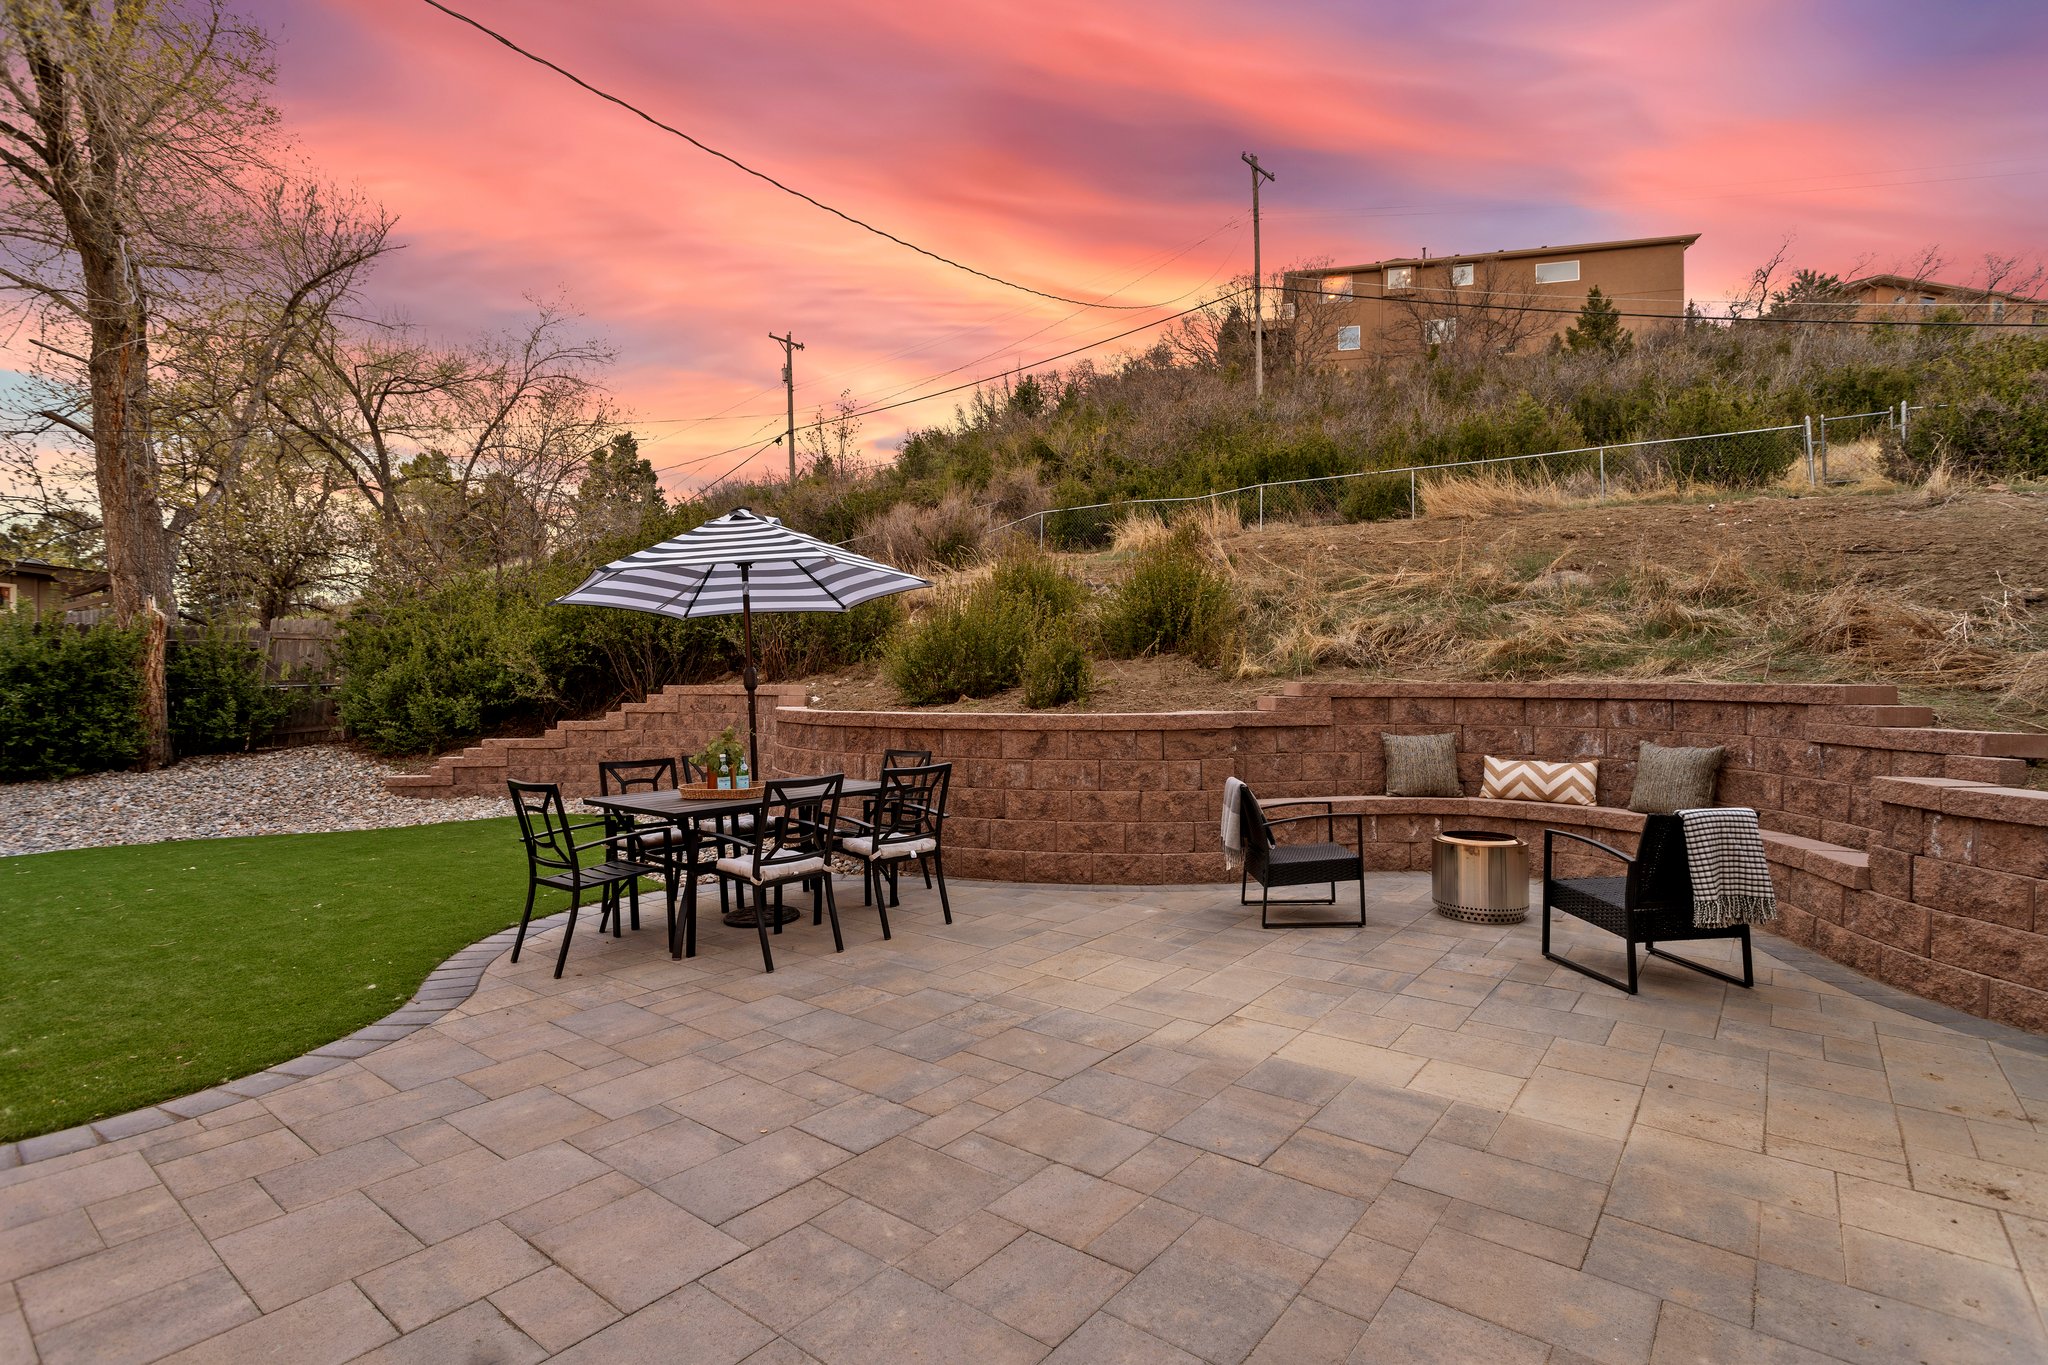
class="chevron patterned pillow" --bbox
[1481,756,1598,805]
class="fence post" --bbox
[1408,469,1417,520]
[1802,416,1815,487]
[1257,484,1264,530]
[1036,511,1045,548]
[1598,449,1606,500]
[1899,400,1909,440]
[1817,416,1829,482]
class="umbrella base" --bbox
[722,902,802,929]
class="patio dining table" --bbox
[587,779,880,959]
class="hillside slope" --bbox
[812,484,2048,732]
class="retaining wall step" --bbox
[1759,831,1872,889]
[1815,705,1940,728]
[1805,723,2048,759]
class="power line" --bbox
[652,288,1248,479]
[630,219,1244,430]
[419,0,1180,311]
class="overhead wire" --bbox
[650,287,1249,480]
[419,0,1185,310]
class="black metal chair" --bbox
[508,780,662,979]
[597,757,730,924]
[880,747,932,773]
[1542,813,1755,995]
[836,761,952,934]
[1238,787,1367,928]
[711,774,846,973]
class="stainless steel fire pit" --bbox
[1432,829,1530,924]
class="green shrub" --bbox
[1340,473,1415,522]
[885,586,1039,703]
[884,550,1089,704]
[1096,529,1238,667]
[986,551,1088,618]
[0,614,144,780]
[755,598,905,679]
[1021,628,1092,709]
[168,628,291,756]
[1882,337,2048,480]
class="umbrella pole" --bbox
[740,565,761,781]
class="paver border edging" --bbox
[0,909,574,1171]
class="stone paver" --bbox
[5,873,2048,1362]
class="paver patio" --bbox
[5,873,2048,1364]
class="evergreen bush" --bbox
[168,628,291,755]
[1020,627,1093,709]
[1096,528,1238,667]
[0,614,144,780]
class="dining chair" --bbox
[837,761,952,935]
[508,780,663,978]
[711,774,846,973]
[597,757,729,923]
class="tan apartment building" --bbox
[1279,234,1698,366]
[1836,273,2046,325]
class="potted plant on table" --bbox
[691,726,751,790]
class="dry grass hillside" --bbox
[813,446,2048,735]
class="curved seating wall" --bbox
[389,678,2048,1032]
[771,681,2048,1032]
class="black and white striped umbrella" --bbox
[553,508,928,774]
[555,507,928,620]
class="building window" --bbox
[0,583,14,611]
[1323,275,1352,298]
[1990,297,2006,317]
[1919,295,1937,307]
[1450,263,1474,286]
[1533,260,1580,284]
[1425,318,1456,345]
[1336,325,1361,352]
[1384,266,1414,290]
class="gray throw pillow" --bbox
[1628,741,1724,814]
[1383,732,1461,797]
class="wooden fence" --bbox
[62,613,347,747]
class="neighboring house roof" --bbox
[1837,274,2044,305]
[1292,234,1702,279]
[2,557,109,596]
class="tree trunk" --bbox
[83,257,178,768]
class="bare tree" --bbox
[0,0,277,764]
[275,302,619,586]
[1386,260,1550,361]
[799,388,861,477]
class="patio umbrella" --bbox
[553,507,929,777]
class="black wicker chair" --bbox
[836,761,952,934]
[597,757,729,924]
[712,774,846,973]
[1238,787,1367,929]
[508,780,662,979]
[1542,813,1755,995]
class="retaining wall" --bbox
[389,678,2048,1030]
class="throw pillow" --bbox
[1481,756,1597,805]
[1383,732,1461,797]
[1628,741,1725,814]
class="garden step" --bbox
[1812,704,1939,728]
[1758,830,1871,889]
[1804,723,2048,759]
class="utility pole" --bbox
[1241,151,1275,401]
[770,331,804,481]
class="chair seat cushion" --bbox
[716,854,827,885]
[840,835,935,860]
[538,860,659,891]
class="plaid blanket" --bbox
[1220,778,1246,871]
[1679,807,1778,928]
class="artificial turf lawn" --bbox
[0,817,544,1143]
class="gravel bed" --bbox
[0,745,507,857]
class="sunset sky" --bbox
[263,0,2047,490]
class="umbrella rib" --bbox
[794,558,853,610]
